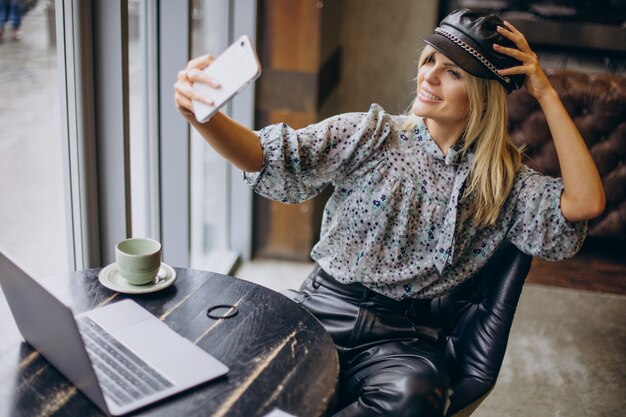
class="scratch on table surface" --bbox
[96,293,118,307]
[18,351,40,369]
[288,322,305,358]
[210,329,298,417]
[159,292,196,320]
[259,362,300,411]
[37,386,77,417]
[193,297,244,344]
[19,362,49,390]
[290,337,298,358]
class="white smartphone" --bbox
[192,35,262,123]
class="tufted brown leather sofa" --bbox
[507,69,626,239]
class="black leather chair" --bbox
[431,241,532,417]
[283,240,532,416]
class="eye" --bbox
[448,69,463,80]
[424,54,436,65]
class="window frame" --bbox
[56,0,255,271]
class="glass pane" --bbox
[128,0,158,239]
[189,0,236,272]
[0,1,69,276]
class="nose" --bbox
[423,65,441,85]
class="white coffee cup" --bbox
[115,238,162,285]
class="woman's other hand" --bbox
[173,55,221,123]
[492,21,605,221]
[492,21,554,100]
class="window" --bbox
[128,0,159,240]
[189,0,256,273]
[0,0,257,276]
[0,1,69,277]
[190,0,232,272]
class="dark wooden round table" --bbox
[0,267,339,417]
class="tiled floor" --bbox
[233,258,314,293]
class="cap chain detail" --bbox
[435,27,511,84]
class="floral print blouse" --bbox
[244,104,587,300]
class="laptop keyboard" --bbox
[77,316,174,406]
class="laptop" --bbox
[0,251,229,416]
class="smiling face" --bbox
[412,50,471,136]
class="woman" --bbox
[174,9,604,417]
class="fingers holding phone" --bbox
[174,54,217,121]
[191,35,261,123]
[175,36,261,124]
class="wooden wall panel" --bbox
[253,0,341,261]
[260,0,321,71]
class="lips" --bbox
[418,86,442,101]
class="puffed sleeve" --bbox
[243,103,392,203]
[506,165,587,260]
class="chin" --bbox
[411,102,426,118]
[411,101,421,115]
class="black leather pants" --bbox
[287,265,450,417]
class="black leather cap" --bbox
[423,9,525,92]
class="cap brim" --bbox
[423,33,496,80]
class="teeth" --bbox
[420,89,441,101]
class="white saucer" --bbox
[98,263,177,294]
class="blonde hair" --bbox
[406,45,521,227]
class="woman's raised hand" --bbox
[493,21,554,100]
[172,54,263,172]
[494,22,605,221]
[173,55,221,122]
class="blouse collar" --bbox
[414,119,471,166]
